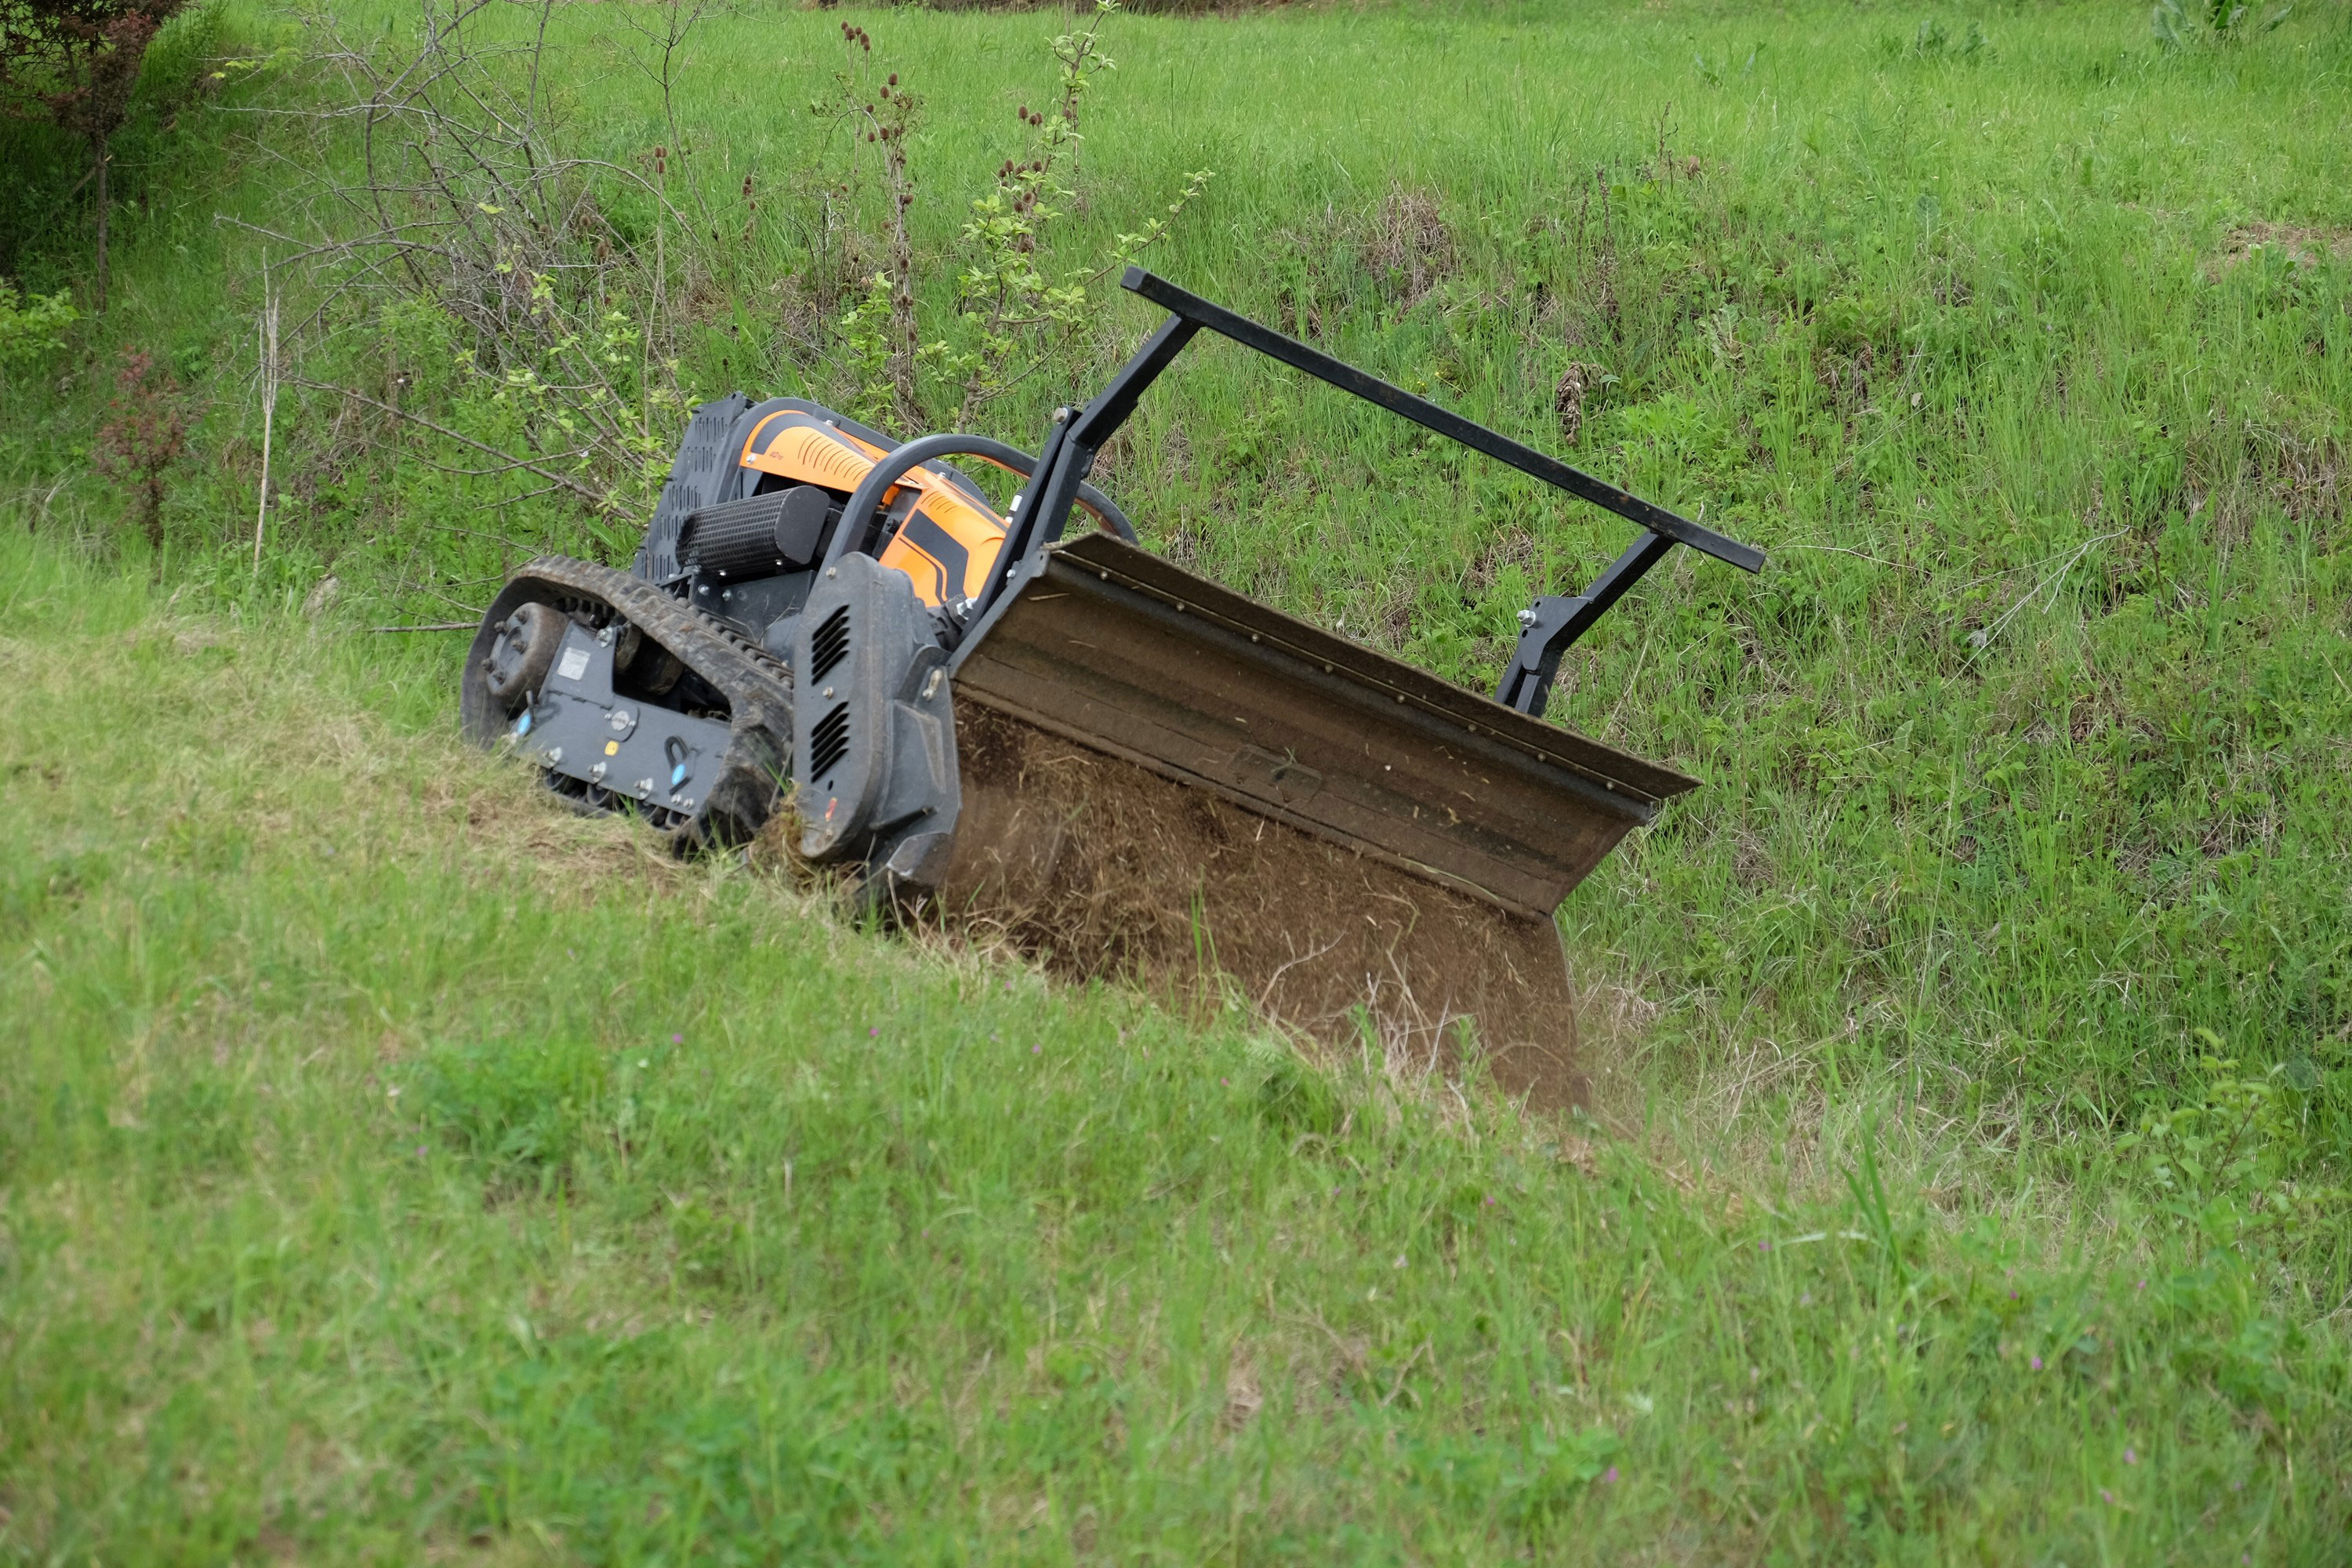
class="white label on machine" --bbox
[557,647,591,682]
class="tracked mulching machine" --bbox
[463,271,1762,1105]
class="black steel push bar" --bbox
[978,268,1764,720]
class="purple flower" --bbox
[1758,1238,1771,1252]
[1031,1044,1041,1055]
[2136,1278,2147,1290]
[1221,1076,1229,1086]
[670,1033,682,1044]
[416,1144,429,1156]
[2101,1488,2114,1505]
[1602,1465,1619,1484]
[2124,1446,2137,1465]
[2030,1355,2043,1371]
[869,1026,880,1037]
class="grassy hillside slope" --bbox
[5,528,2344,1561]
[5,0,2352,1559]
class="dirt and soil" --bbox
[935,703,1586,1109]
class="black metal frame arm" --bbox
[1494,531,1675,718]
[967,268,1764,717]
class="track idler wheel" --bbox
[479,601,568,710]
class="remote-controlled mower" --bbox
[463,270,1762,1105]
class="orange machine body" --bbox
[737,408,1009,608]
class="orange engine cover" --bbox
[736,408,1008,609]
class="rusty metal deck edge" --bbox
[1042,532,1701,804]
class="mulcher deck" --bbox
[953,532,1694,920]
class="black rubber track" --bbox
[462,555,796,853]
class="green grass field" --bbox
[5,0,2352,1559]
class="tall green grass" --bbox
[5,0,2352,1557]
[4,526,2346,1559]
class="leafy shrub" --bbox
[0,280,77,368]
[2114,1040,2343,1255]
[2153,0,2293,49]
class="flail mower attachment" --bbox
[463,269,1762,1106]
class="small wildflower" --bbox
[637,1058,648,1069]
[2136,1278,2147,1290]
[1602,1465,1619,1483]
[869,1026,880,1037]
[2030,1355,2043,1370]
[1758,1238,1771,1252]
[1221,1076,1229,1086]
[2124,1446,2137,1465]
[1031,1044,1041,1055]
[2101,1488,2114,1505]
[416,1144,428,1156]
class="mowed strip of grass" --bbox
[2,543,2344,1560]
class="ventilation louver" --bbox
[810,605,851,684]
[808,702,851,781]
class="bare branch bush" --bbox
[219,0,1212,563]
[232,0,711,519]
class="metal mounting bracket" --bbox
[968,269,1765,717]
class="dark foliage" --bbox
[0,0,188,304]
[92,347,188,545]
